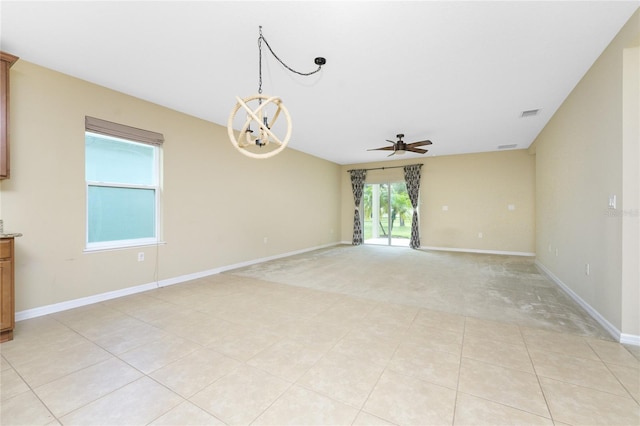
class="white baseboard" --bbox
[535,260,640,346]
[15,282,159,321]
[339,241,535,257]
[157,241,339,287]
[421,246,536,257]
[15,242,340,322]
[621,333,640,346]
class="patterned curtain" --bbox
[350,169,367,245]
[404,164,422,249]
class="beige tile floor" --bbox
[1,247,639,425]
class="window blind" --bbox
[85,116,164,146]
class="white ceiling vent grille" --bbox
[498,144,518,150]
[521,109,540,118]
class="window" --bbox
[85,117,163,250]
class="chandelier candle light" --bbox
[227,26,326,159]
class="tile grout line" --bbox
[586,340,640,405]
[245,300,377,425]
[7,316,126,424]
[65,323,189,423]
[46,301,235,424]
[346,306,419,425]
[454,322,559,422]
[0,354,58,424]
[524,331,640,403]
[450,315,468,425]
[521,325,557,424]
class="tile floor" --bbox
[1,250,639,425]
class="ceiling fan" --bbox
[368,133,433,156]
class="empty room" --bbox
[0,1,638,425]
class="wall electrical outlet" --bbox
[263,237,268,244]
[478,232,483,239]
[137,252,144,262]
[585,263,590,276]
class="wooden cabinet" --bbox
[0,238,15,342]
[1,51,19,180]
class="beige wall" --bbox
[340,150,536,254]
[0,61,341,312]
[533,9,639,337]
[622,46,640,338]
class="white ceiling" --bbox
[1,1,638,165]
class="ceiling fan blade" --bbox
[407,147,428,154]
[387,151,396,157]
[385,140,396,144]
[408,140,432,147]
[368,146,396,151]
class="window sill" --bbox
[83,241,166,254]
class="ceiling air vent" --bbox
[498,144,518,150]
[521,109,540,118]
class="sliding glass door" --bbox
[362,182,413,246]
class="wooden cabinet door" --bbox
[0,258,13,332]
[1,52,19,180]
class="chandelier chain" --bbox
[257,25,323,96]
[258,31,263,95]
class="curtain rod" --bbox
[346,163,422,173]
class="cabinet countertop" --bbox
[0,233,22,238]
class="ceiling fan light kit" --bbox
[227,26,326,159]
[368,133,433,157]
